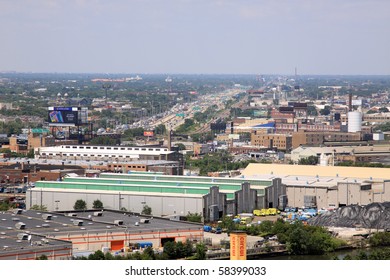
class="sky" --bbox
[0,0,389,75]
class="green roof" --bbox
[100,173,272,187]
[34,181,237,199]
[34,173,272,199]
[31,128,50,134]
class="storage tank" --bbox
[348,111,362,132]
[373,132,384,141]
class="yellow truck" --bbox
[253,208,280,216]
[266,208,281,215]
[253,209,267,216]
[240,217,252,224]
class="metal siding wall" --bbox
[327,189,338,208]
[28,189,202,216]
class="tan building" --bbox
[251,132,292,151]
[290,145,390,165]
[28,133,55,149]
[363,113,390,124]
[241,163,390,208]
[291,131,361,149]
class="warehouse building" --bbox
[35,145,183,163]
[26,172,285,221]
[242,163,390,209]
[0,208,203,259]
[290,145,390,165]
[35,144,184,175]
[0,209,73,260]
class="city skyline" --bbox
[1,0,389,75]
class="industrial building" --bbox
[35,145,183,164]
[251,132,292,151]
[0,208,203,259]
[26,172,285,222]
[0,209,73,260]
[242,163,390,209]
[291,131,361,149]
[290,145,390,165]
[33,144,184,175]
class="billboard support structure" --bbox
[47,107,91,144]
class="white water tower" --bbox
[348,111,362,132]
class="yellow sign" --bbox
[230,231,247,260]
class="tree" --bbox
[174,143,186,151]
[219,215,237,235]
[90,136,117,146]
[286,223,310,255]
[36,254,48,260]
[88,250,105,260]
[307,105,318,116]
[30,204,48,211]
[298,156,318,165]
[194,243,207,260]
[186,212,202,223]
[155,124,166,135]
[163,241,176,259]
[379,107,389,113]
[319,106,331,116]
[74,199,87,210]
[141,204,152,215]
[0,201,10,211]
[92,199,103,209]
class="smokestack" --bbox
[348,92,352,112]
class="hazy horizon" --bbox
[1,0,389,75]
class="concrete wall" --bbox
[285,181,390,209]
[235,182,258,215]
[203,186,227,222]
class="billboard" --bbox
[144,131,154,137]
[48,107,88,126]
[352,99,362,106]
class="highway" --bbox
[149,88,243,133]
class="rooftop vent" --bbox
[114,220,124,226]
[15,222,26,230]
[73,220,84,226]
[93,212,103,217]
[42,214,52,220]
[13,209,23,215]
[17,233,29,240]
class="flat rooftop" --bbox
[242,163,390,180]
[0,209,202,239]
